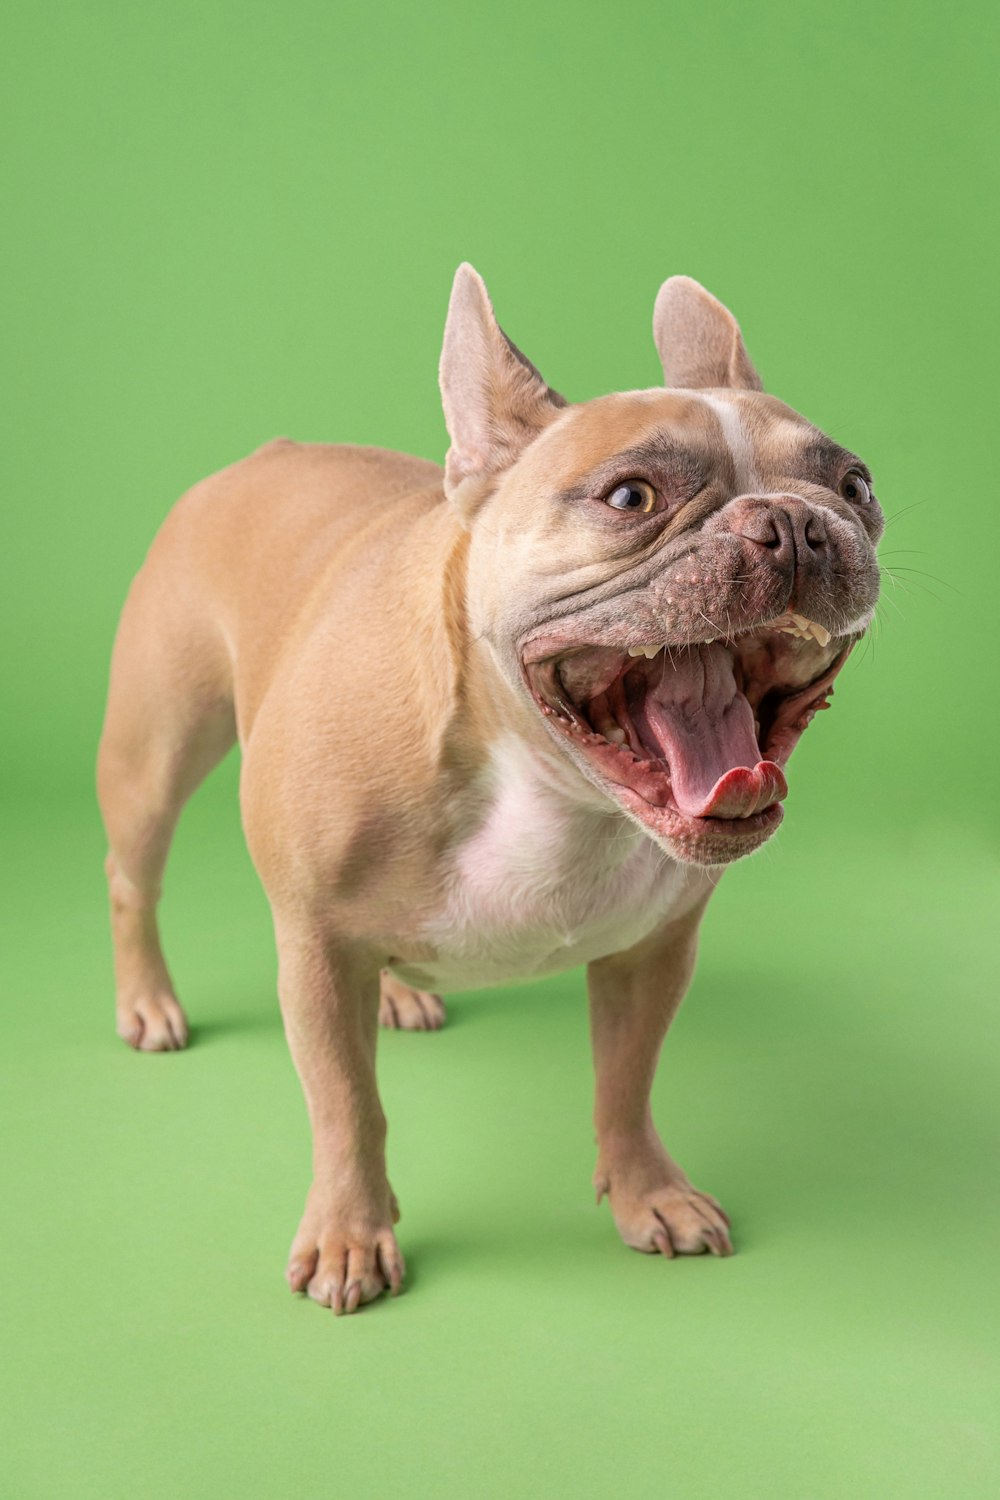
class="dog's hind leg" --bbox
[97,557,236,1051]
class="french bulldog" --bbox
[97,266,882,1314]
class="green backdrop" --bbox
[3,2,997,1497]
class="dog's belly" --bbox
[390,737,708,994]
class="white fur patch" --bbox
[699,393,760,492]
[394,735,707,993]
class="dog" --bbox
[98,266,882,1313]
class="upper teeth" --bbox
[626,644,660,658]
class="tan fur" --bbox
[98,266,880,1311]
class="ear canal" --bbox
[439,263,565,500]
[653,276,763,391]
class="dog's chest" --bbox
[392,737,698,993]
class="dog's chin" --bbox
[601,784,785,867]
[523,613,853,868]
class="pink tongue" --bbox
[636,644,788,819]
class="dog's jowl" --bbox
[98,267,882,1313]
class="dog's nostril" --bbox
[803,514,827,551]
[736,511,783,549]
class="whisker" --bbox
[878,592,906,620]
[882,564,959,593]
[883,498,932,526]
[879,566,944,604]
[697,609,725,639]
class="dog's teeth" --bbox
[627,644,660,659]
[595,715,624,743]
[772,613,831,647]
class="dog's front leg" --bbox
[277,925,404,1313]
[588,902,733,1259]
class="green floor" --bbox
[3,769,997,1499]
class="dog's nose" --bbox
[731,499,827,562]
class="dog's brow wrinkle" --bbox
[554,436,702,505]
[800,437,868,483]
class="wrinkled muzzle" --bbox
[521,491,877,863]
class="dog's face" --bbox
[440,267,883,865]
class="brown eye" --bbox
[840,471,872,504]
[605,479,658,514]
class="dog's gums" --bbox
[525,614,849,862]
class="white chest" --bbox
[393,736,707,993]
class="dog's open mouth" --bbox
[524,614,851,859]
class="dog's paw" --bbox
[117,992,189,1052]
[598,1154,733,1258]
[379,971,446,1031]
[620,1184,732,1258]
[287,1222,405,1315]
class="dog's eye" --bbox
[839,471,872,504]
[604,479,659,515]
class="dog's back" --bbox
[115,439,443,731]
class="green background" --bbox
[3,2,998,1496]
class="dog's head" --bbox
[440,265,883,866]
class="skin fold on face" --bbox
[439,267,882,868]
[464,388,883,866]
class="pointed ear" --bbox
[652,276,762,391]
[439,264,566,501]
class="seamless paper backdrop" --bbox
[2,2,998,1498]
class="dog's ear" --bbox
[439,264,566,505]
[653,277,762,391]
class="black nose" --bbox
[733,501,827,562]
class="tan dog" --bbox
[98,266,882,1313]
